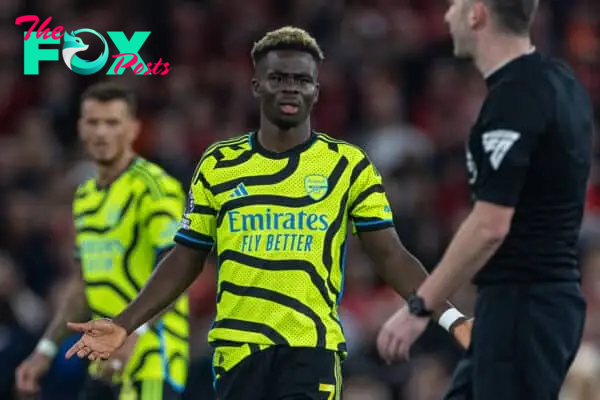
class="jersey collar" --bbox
[484,47,537,84]
[251,130,317,159]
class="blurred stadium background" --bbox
[1,0,600,399]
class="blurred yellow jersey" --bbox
[73,157,189,391]
[174,132,394,379]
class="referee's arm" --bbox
[417,82,548,311]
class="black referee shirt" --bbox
[467,51,595,284]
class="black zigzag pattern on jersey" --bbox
[192,205,216,215]
[217,281,327,347]
[139,187,183,203]
[129,344,187,379]
[350,157,370,182]
[143,211,179,228]
[319,156,370,298]
[348,184,385,213]
[210,153,300,195]
[219,250,334,308]
[128,348,161,377]
[86,280,188,342]
[202,135,250,161]
[123,221,142,290]
[213,149,255,169]
[122,222,190,330]
[73,190,111,220]
[76,193,136,235]
[212,319,289,345]
[216,157,349,227]
[322,191,349,300]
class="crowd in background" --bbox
[1,0,600,398]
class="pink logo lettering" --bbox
[15,15,64,40]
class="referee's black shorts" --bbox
[444,282,586,400]
[214,346,342,400]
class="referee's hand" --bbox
[450,318,473,349]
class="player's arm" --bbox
[416,82,548,312]
[36,256,88,356]
[113,167,217,335]
[349,156,465,331]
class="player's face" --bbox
[78,99,138,166]
[445,0,477,58]
[253,50,319,130]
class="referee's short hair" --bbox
[485,0,539,35]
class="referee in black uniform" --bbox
[376,0,595,398]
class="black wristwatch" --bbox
[407,293,433,318]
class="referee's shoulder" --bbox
[315,132,369,164]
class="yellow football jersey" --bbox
[174,132,394,380]
[73,157,189,391]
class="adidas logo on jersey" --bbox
[229,182,249,198]
[482,130,521,170]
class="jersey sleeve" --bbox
[174,164,217,251]
[348,156,394,234]
[473,82,549,206]
[139,186,185,255]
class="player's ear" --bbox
[313,83,320,105]
[251,77,261,99]
[129,118,141,142]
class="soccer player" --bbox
[63,27,472,400]
[15,82,189,400]
[377,0,595,399]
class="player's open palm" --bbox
[65,319,127,361]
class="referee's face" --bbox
[78,99,139,166]
[253,50,320,130]
[445,0,477,58]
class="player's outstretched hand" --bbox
[65,319,127,361]
[450,318,473,349]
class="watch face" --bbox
[408,295,429,316]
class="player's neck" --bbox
[474,33,534,79]
[96,152,136,188]
[258,118,312,153]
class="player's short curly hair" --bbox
[251,26,324,66]
[81,81,138,116]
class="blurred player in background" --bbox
[377,0,595,399]
[62,27,472,400]
[15,82,190,400]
